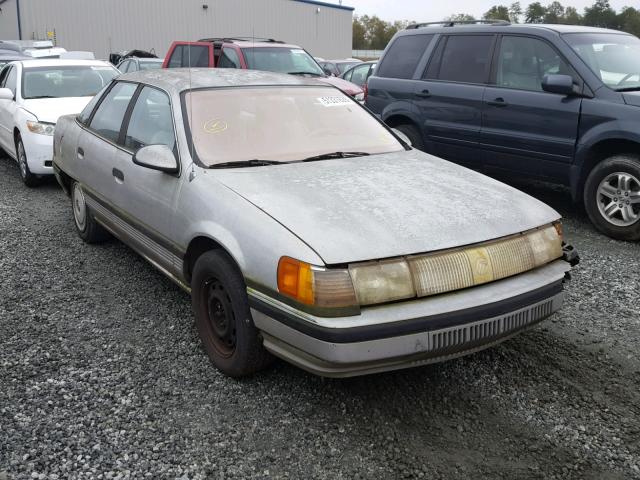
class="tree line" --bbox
[352,0,640,50]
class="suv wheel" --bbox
[584,154,640,241]
[394,124,425,151]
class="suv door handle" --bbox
[112,167,124,183]
[415,89,431,98]
[487,97,508,107]
[77,147,84,159]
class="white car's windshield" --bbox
[184,86,403,166]
[564,33,640,91]
[139,61,162,71]
[241,47,325,76]
[22,65,118,99]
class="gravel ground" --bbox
[1,153,639,480]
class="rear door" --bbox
[414,34,496,167]
[480,35,582,181]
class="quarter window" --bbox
[218,48,240,68]
[430,35,494,84]
[497,36,573,91]
[376,34,433,79]
[88,82,137,143]
[124,86,175,152]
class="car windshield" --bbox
[183,86,403,166]
[22,65,118,99]
[139,61,162,71]
[241,47,324,75]
[563,33,640,91]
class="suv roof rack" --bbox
[406,19,510,29]
[198,37,285,44]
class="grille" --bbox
[428,297,555,354]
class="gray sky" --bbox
[337,0,632,22]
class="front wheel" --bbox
[16,137,39,187]
[71,181,109,243]
[191,250,273,377]
[584,154,640,241]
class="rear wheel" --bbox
[395,124,425,151]
[16,136,39,187]
[71,181,109,243]
[192,250,273,377]
[584,154,640,241]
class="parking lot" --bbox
[1,152,639,479]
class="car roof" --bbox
[18,59,116,68]
[117,68,333,92]
[399,23,630,36]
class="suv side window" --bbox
[218,48,240,68]
[182,45,209,67]
[497,36,574,91]
[377,34,433,79]
[88,82,137,144]
[427,35,494,84]
[124,86,176,152]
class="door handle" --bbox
[487,97,508,107]
[415,89,431,98]
[112,167,124,183]
[77,147,84,159]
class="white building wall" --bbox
[0,0,20,40]
[2,0,352,59]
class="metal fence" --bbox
[352,49,384,59]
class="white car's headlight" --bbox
[26,120,55,136]
[354,92,365,102]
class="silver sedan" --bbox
[53,69,577,377]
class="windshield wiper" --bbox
[288,71,323,76]
[303,151,371,162]
[210,159,284,169]
[616,86,640,92]
[25,95,57,99]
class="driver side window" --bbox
[4,67,17,96]
[124,86,175,153]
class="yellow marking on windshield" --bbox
[203,119,228,134]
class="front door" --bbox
[414,34,496,168]
[110,85,183,278]
[480,35,582,181]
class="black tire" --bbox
[191,250,273,377]
[584,154,640,241]
[395,124,425,151]
[71,181,109,243]
[16,136,40,187]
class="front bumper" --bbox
[22,130,53,175]
[249,259,571,377]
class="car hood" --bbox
[317,76,363,96]
[622,91,640,107]
[212,151,561,265]
[22,97,93,123]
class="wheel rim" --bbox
[17,141,27,179]
[72,183,87,231]
[596,172,640,227]
[204,278,236,357]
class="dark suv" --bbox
[366,21,640,240]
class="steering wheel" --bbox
[617,73,640,86]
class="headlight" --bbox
[349,259,414,305]
[277,257,358,308]
[26,120,55,136]
[354,92,365,102]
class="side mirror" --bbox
[0,87,14,100]
[322,67,332,76]
[132,144,178,173]
[392,128,412,147]
[542,74,575,96]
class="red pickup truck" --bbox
[163,37,364,100]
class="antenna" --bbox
[187,43,196,181]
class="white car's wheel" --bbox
[16,136,39,187]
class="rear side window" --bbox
[376,34,433,79]
[427,35,494,84]
[168,45,210,68]
[168,46,183,68]
[89,82,137,143]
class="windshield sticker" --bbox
[317,96,351,107]
[203,119,228,134]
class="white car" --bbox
[0,59,119,186]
